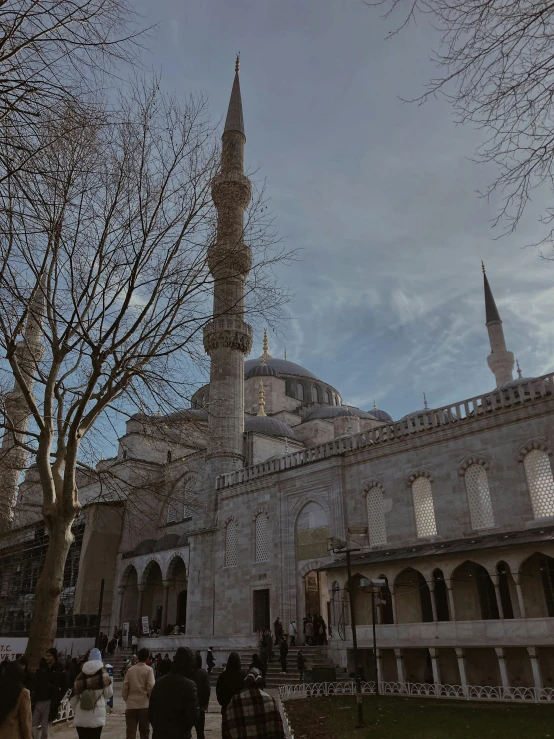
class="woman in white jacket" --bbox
[70,648,113,739]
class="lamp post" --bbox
[328,537,365,728]
[360,577,386,696]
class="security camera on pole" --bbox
[328,536,365,729]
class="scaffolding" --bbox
[0,515,97,638]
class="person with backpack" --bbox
[70,648,112,739]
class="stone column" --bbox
[390,586,397,624]
[395,648,405,683]
[117,587,125,626]
[493,582,504,619]
[446,583,456,621]
[429,582,438,622]
[161,582,170,631]
[429,648,441,693]
[527,647,543,692]
[455,648,468,696]
[376,648,383,683]
[136,587,145,625]
[513,574,526,618]
[495,648,509,694]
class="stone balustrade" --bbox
[216,372,554,489]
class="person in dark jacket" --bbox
[160,654,172,676]
[148,647,199,739]
[216,653,246,715]
[191,652,210,739]
[32,648,68,737]
[279,640,289,674]
[206,648,215,675]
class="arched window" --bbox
[524,449,554,518]
[296,383,304,401]
[366,485,387,546]
[167,499,179,524]
[225,520,238,567]
[166,481,194,524]
[255,513,269,562]
[311,386,319,403]
[465,464,495,530]
[324,390,330,404]
[411,476,437,537]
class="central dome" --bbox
[244,357,319,380]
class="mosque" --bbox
[1,62,554,691]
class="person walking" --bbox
[273,618,283,646]
[131,635,138,656]
[259,644,269,680]
[304,618,314,646]
[0,660,32,739]
[71,648,112,739]
[160,655,171,677]
[216,653,246,715]
[206,648,215,675]
[191,652,210,739]
[122,648,155,739]
[149,647,199,739]
[222,668,285,739]
[279,639,289,674]
[289,620,297,647]
[297,650,306,683]
[32,647,68,739]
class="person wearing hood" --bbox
[32,647,68,738]
[216,653,246,715]
[70,648,112,739]
[222,668,285,739]
[148,647,199,739]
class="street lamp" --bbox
[360,577,386,696]
[328,537,365,728]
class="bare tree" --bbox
[0,0,139,127]
[370,0,554,239]
[0,79,289,667]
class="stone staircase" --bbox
[207,646,337,689]
[106,648,134,681]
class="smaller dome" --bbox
[153,534,180,552]
[245,416,297,438]
[130,412,148,421]
[499,377,536,390]
[368,407,393,422]
[245,363,280,379]
[305,405,377,421]
[133,539,157,556]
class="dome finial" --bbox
[257,379,267,417]
[235,53,240,74]
[423,392,428,410]
[373,399,377,410]
[284,347,287,360]
[516,359,523,379]
[260,328,272,361]
[481,260,486,274]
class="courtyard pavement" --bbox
[52,683,224,738]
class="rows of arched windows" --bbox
[365,450,554,546]
[225,512,269,567]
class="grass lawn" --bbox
[285,695,554,739]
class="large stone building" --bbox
[1,63,554,691]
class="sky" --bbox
[123,0,554,434]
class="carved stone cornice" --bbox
[203,318,253,355]
[208,244,252,277]
[211,172,251,210]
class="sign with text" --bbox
[141,616,150,635]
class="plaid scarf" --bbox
[73,668,111,695]
[222,687,285,739]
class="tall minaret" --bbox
[482,262,514,387]
[0,285,45,531]
[203,57,253,483]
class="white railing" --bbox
[217,372,554,489]
[279,680,554,704]
[52,690,74,724]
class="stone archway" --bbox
[165,555,188,633]
[119,565,139,629]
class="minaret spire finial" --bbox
[516,359,523,379]
[235,53,240,73]
[261,329,272,361]
[423,392,428,410]
[257,379,267,417]
[373,399,377,410]
[482,260,486,274]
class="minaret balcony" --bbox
[211,171,251,209]
[203,317,253,355]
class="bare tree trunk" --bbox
[25,515,74,670]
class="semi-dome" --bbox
[304,405,377,421]
[244,357,319,380]
[153,533,180,552]
[245,415,297,438]
[133,539,157,556]
[245,362,280,379]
